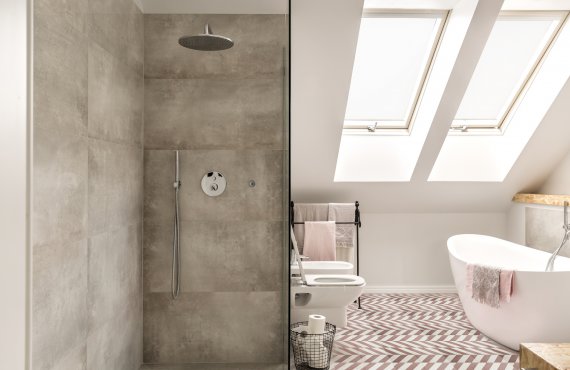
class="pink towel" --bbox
[465,264,514,307]
[499,270,514,303]
[303,221,336,261]
[292,204,329,253]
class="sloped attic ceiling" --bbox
[291,0,570,213]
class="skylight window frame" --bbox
[449,10,569,136]
[343,10,449,136]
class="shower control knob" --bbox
[201,171,226,197]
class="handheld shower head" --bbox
[178,24,234,51]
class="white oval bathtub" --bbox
[448,234,570,350]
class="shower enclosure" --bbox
[141,9,291,369]
[22,0,290,369]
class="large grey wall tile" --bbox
[144,221,283,293]
[35,0,87,36]
[87,0,143,72]
[88,138,143,236]
[144,149,283,224]
[144,150,176,226]
[144,15,286,79]
[33,128,88,247]
[88,41,143,145]
[33,0,144,369]
[49,344,87,370]
[241,150,284,221]
[143,292,283,363]
[88,224,142,331]
[526,207,570,257]
[32,239,88,370]
[34,9,88,136]
[144,78,283,150]
[142,221,172,293]
[87,306,142,370]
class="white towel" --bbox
[328,203,356,248]
[293,203,329,253]
[470,264,501,308]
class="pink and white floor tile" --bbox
[331,294,519,370]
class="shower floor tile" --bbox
[329,293,519,370]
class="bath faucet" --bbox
[545,201,570,272]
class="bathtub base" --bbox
[448,234,570,351]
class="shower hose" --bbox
[172,150,181,299]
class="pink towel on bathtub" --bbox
[303,221,336,261]
[466,264,514,308]
[499,270,514,303]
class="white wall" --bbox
[506,203,525,245]
[506,149,570,249]
[539,149,570,194]
[360,213,507,291]
[0,0,29,369]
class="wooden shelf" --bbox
[512,193,570,207]
[521,343,570,370]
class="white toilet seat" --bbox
[305,274,365,287]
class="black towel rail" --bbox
[290,201,362,309]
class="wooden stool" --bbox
[520,343,570,370]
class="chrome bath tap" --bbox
[545,201,570,272]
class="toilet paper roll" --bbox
[308,314,326,334]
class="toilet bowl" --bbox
[291,274,366,328]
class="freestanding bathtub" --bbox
[448,234,570,350]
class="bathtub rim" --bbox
[447,233,570,273]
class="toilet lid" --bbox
[305,274,366,287]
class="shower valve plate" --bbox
[201,171,226,197]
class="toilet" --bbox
[291,274,366,328]
[291,260,354,275]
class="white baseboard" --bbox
[363,285,457,294]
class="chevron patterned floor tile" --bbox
[330,294,519,370]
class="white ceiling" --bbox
[291,0,570,213]
[136,0,288,14]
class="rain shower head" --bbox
[178,24,234,51]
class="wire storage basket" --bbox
[290,321,336,370]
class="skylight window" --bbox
[344,12,447,134]
[451,12,566,133]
